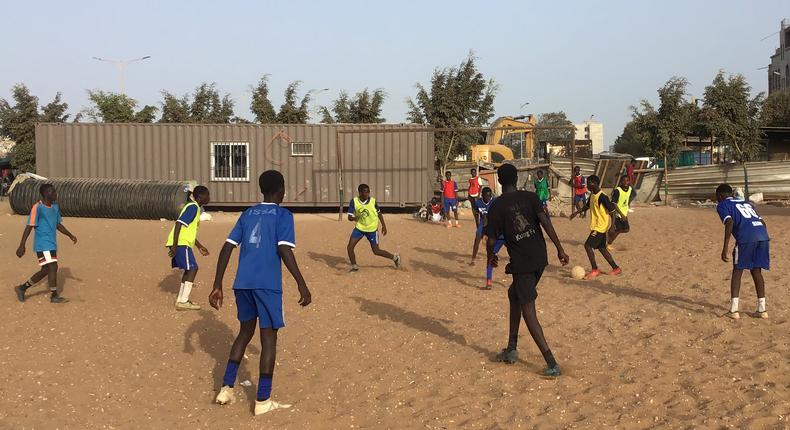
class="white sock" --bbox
[455,219,459,225]
[758,298,766,313]
[176,282,185,302]
[730,297,739,313]
[179,281,193,303]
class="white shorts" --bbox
[430,213,442,222]
[36,250,58,266]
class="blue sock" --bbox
[486,265,493,281]
[257,374,273,401]
[222,360,240,387]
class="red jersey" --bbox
[573,174,587,196]
[442,180,458,199]
[468,177,481,197]
[430,203,442,214]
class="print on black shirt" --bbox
[485,191,548,273]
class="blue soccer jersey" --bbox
[475,197,494,216]
[716,197,769,244]
[28,201,62,252]
[226,203,296,292]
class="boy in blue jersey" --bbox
[715,184,770,319]
[469,187,505,290]
[15,184,77,304]
[166,185,211,311]
[210,170,311,416]
[347,184,400,272]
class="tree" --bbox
[0,84,70,172]
[84,90,157,123]
[406,53,497,171]
[320,89,386,123]
[612,120,649,157]
[702,71,764,197]
[250,76,277,123]
[190,83,234,123]
[276,81,311,124]
[535,112,574,143]
[159,92,191,123]
[760,91,790,127]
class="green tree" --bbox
[159,92,191,123]
[0,84,70,171]
[612,119,649,157]
[250,76,277,123]
[535,112,573,143]
[85,90,157,123]
[276,81,311,124]
[702,71,764,196]
[321,89,386,123]
[406,53,497,171]
[760,90,790,127]
[190,83,234,123]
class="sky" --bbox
[1,0,788,149]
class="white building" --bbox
[575,121,604,155]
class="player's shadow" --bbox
[550,267,720,313]
[351,296,498,359]
[410,260,478,289]
[158,272,182,295]
[183,310,260,402]
[412,246,468,261]
[308,252,347,270]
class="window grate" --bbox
[210,142,249,181]
[291,142,313,156]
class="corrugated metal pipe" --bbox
[10,176,193,220]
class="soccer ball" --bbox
[571,266,585,280]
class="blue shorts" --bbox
[234,289,285,329]
[351,228,379,245]
[733,241,770,270]
[444,198,458,212]
[574,194,586,204]
[493,237,505,254]
[171,246,197,271]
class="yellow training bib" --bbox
[354,197,379,233]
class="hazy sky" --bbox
[1,0,788,149]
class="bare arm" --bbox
[569,201,590,219]
[721,219,734,262]
[57,223,77,243]
[195,239,209,256]
[16,225,33,257]
[537,212,569,265]
[378,212,387,235]
[279,245,311,306]
[209,242,236,309]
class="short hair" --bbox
[497,163,518,186]
[192,185,209,198]
[537,169,544,175]
[716,183,733,195]
[39,183,54,196]
[445,171,452,176]
[482,186,492,194]
[587,175,601,185]
[358,183,370,193]
[259,170,285,196]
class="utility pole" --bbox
[92,56,151,94]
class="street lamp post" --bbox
[308,88,330,122]
[92,56,151,94]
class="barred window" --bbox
[211,142,249,181]
[291,142,313,156]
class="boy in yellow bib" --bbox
[570,175,626,279]
[166,186,211,310]
[347,184,400,272]
[607,175,636,248]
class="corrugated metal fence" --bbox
[666,161,790,200]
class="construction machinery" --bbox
[471,115,536,163]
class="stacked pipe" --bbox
[10,177,192,220]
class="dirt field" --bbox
[0,200,788,429]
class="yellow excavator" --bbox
[471,115,536,163]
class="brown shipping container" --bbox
[35,123,435,207]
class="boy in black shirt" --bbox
[485,164,569,377]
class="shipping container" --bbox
[35,123,435,207]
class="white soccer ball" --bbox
[571,266,586,280]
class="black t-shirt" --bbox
[485,190,548,273]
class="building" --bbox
[34,123,434,208]
[574,121,604,155]
[768,19,790,95]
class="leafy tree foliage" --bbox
[250,76,277,123]
[85,90,157,123]
[320,89,386,123]
[276,81,311,124]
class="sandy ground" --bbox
[0,199,788,429]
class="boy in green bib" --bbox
[166,185,211,310]
[346,184,400,272]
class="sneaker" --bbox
[14,285,26,302]
[50,294,68,304]
[726,311,740,320]
[175,301,201,311]
[584,269,601,280]
[753,311,769,319]
[254,399,292,416]
[543,365,562,377]
[454,223,461,228]
[482,280,493,290]
[350,264,360,273]
[393,254,401,269]
[215,385,235,405]
[609,268,622,276]
[495,348,518,364]
[446,224,452,229]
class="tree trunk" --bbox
[742,161,750,201]
[440,133,457,177]
[663,150,669,205]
